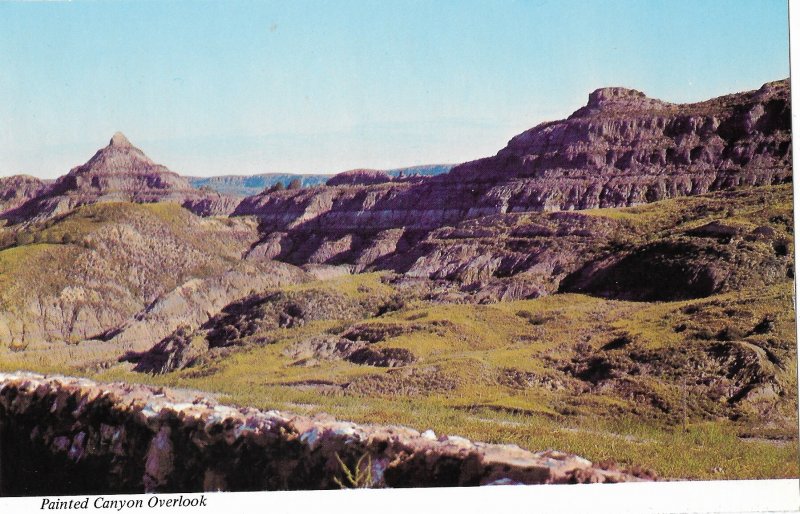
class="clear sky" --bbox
[0,0,790,178]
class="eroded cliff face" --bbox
[0,373,646,495]
[234,80,792,281]
[236,187,794,304]
[449,80,790,211]
[0,175,50,217]
[3,133,240,223]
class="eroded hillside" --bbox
[0,80,795,482]
[235,80,791,277]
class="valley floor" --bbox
[1,274,796,480]
[0,186,797,481]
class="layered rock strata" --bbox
[235,80,791,276]
[0,175,50,216]
[3,133,239,223]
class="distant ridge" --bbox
[188,164,455,196]
[234,78,792,278]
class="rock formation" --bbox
[326,169,393,186]
[101,260,307,354]
[234,80,791,285]
[0,372,647,495]
[240,79,791,225]
[3,133,239,223]
[447,80,790,210]
[0,175,50,217]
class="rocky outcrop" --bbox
[326,169,393,186]
[102,261,307,354]
[560,235,790,301]
[3,133,240,223]
[234,80,791,281]
[0,372,647,495]
[180,195,242,217]
[0,175,50,216]
[127,285,392,374]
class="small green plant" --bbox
[15,232,34,246]
[333,452,374,489]
[515,310,549,326]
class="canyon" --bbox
[0,79,795,490]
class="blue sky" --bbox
[0,0,790,178]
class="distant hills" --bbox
[187,164,454,196]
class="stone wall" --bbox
[0,372,646,495]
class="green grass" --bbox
[5,283,797,480]
[0,186,797,481]
[74,274,797,480]
[3,261,795,479]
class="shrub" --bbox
[602,333,634,350]
[376,296,405,316]
[716,325,744,341]
[752,315,776,335]
[693,328,715,341]
[15,232,34,246]
[516,310,549,326]
[681,305,700,315]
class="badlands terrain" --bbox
[0,79,796,489]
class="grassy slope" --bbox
[0,202,261,345]
[84,275,796,480]
[0,188,797,480]
[0,202,250,303]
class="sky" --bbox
[0,0,791,178]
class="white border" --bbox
[0,480,798,514]
[0,2,798,513]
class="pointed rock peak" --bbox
[109,132,133,148]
